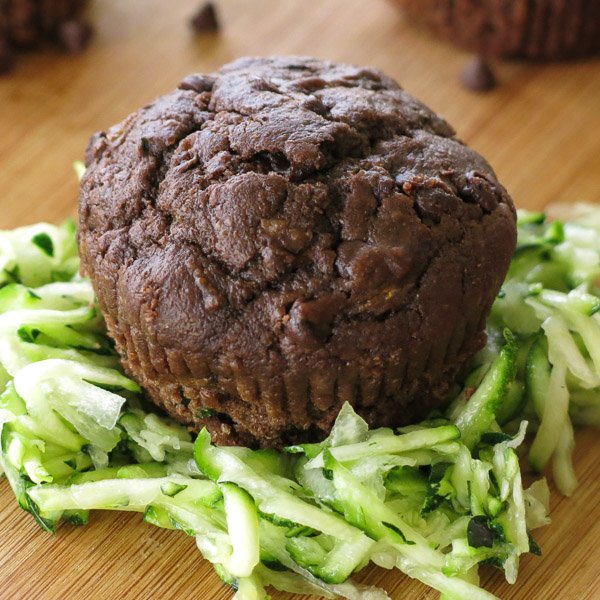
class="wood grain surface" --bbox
[0,1,599,599]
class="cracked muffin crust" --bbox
[79,56,517,447]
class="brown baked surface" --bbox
[79,56,516,447]
[395,0,600,60]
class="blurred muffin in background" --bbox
[0,0,92,74]
[393,0,600,60]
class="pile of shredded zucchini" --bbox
[487,207,600,495]
[1,205,599,600]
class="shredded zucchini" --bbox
[2,205,600,599]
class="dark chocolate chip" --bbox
[58,20,93,54]
[460,57,497,93]
[178,73,216,93]
[190,2,220,33]
[139,137,151,155]
[460,173,499,213]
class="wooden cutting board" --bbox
[0,1,598,598]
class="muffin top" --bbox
[79,57,516,445]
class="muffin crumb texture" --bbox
[79,57,516,447]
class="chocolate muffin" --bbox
[79,56,516,447]
[0,0,91,74]
[394,0,600,60]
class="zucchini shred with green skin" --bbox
[0,206,600,599]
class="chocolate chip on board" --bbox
[58,20,93,54]
[190,1,220,32]
[460,56,497,93]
